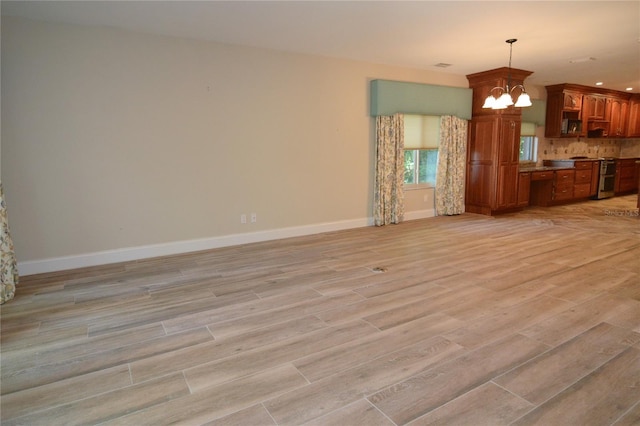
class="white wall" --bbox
[1,17,468,275]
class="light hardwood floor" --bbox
[1,195,639,425]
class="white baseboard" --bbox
[17,217,374,276]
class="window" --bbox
[404,115,439,188]
[404,149,438,185]
[519,122,538,163]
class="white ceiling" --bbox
[3,1,640,93]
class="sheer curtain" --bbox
[374,114,405,226]
[1,182,18,304]
[435,116,468,216]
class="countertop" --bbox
[520,157,640,173]
[519,165,570,172]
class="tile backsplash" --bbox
[620,140,640,157]
[537,137,640,164]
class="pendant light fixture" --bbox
[482,39,532,109]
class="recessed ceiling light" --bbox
[626,87,633,91]
[595,82,604,86]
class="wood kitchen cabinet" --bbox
[615,159,639,194]
[606,96,629,137]
[528,164,599,207]
[528,170,554,206]
[540,159,599,203]
[573,160,597,198]
[466,115,522,214]
[545,85,584,138]
[554,169,575,201]
[562,91,583,111]
[545,83,637,139]
[583,94,609,137]
[627,94,640,137]
[583,94,607,119]
[517,172,531,207]
[465,67,532,215]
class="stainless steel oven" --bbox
[594,158,616,199]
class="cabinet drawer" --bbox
[574,183,591,198]
[556,169,576,183]
[574,161,594,170]
[575,170,592,184]
[531,171,554,181]
[617,159,636,167]
[554,187,574,200]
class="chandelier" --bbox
[482,39,532,109]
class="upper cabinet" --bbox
[545,84,639,139]
[563,91,583,111]
[606,96,629,137]
[545,85,584,138]
[583,94,606,119]
[627,94,640,138]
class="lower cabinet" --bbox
[523,159,637,208]
[529,170,555,206]
[615,159,639,194]
[517,172,531,207]
[554,169,575,201]
[574,160,598,198]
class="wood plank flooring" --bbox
[2,195,639,425]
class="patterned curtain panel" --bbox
[374,114,405,226]
[435,116,468,216]
[1,182,18,304]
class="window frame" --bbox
[404,148,438,190]
[519,135,538,164]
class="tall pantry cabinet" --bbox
[465,67,532,215]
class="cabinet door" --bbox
[613,160,635,193]
[627,96,640,137]
[563,92,582,110]
[583,95,606,119]
[607,98,628,137]
[496,119,520,209]
[466,118,498,209]
[545,92,563,138]
[497,165,520,208]
[517,172,531,207]
[498,119,519,164]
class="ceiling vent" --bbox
[569,57,597,63]
[434,63,452,68]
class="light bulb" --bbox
[482,95,496,108]
[515,92,532,107]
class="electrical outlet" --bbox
[251,213,257,223]
[240,214,247,224]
